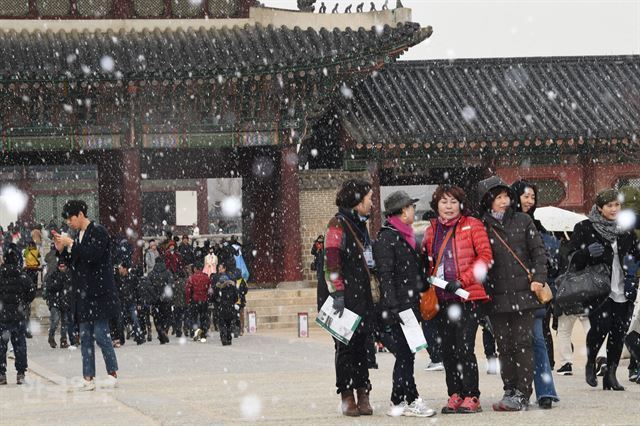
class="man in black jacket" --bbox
[43,260,73,349]
[0,245,36,385]
[116,262,145,345]
[54,200,120,391]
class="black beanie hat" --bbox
[335,179,372,209]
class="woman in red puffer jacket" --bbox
[421,185,493,414]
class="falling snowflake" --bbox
[221,196,242,217]
[240,395,262,420]
[617,209,636,231]
[340,83,353,99]
[0,185,28,215]
[461,106,477,122]
[100,55,115,72]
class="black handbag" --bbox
[555,253,611,311]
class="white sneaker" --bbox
[69,378,96,392]
[193,329,203,341]
[200,338,207,343]
[100,375,118,389]
[403,398,436,417]
[424,361,444,371]
[387,401,407,417]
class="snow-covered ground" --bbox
[2,327,638,424]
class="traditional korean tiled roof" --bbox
[342,55,640,149]
[0,22,431,84]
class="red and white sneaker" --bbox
[441,393,464,414]
[458,396,482,413]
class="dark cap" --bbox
[595,189,619,208]
[384,191,419,215]
[61,200,88,219]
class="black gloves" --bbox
[332,291,345,317]
[587,242,605,258]
[445,280,462,294]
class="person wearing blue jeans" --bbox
[55,200,121,391]
[79,319,118,378]
[533,309,560,408]
[422,319,443,370]
[0,322,28,384]
[0,245,36,385]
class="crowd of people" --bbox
[0,203,249,388]
[317,178,640,417]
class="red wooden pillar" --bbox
[368,161,382,237]
[581,155,597,212]
[121,119,142,264]
[241,148,280,284]
[196,179,209,234]
[279,145,303,282]
[16,168,35,226]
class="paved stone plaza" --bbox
[1,325,638,425]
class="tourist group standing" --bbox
[320,178,639,417]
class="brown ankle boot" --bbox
[60,338,69,349]
[356,388,373,415]
[48,337,57,348]
[340,390,360,416]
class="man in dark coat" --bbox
[115,263,145,345]
[212,279,238,346]
[0,246,36,385]
[178,235,195,267]
[43,260,73,349]
[54,200,120,391]
[148,260,174,344]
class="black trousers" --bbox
[491,310,535,398]
[437,302,481,398]
[383,324,419,405]
[334,330,371,394]
[192,302,210,336]
[219,315,234,344]
[172,306,188,337]
[587,298,633,366]
[153,302,172,334]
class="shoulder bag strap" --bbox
[338,217,372,280]
[431,227,455,277]
[490,224,533,281]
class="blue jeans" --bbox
[79,319,118,378]
[66,311,77,342]
[533,313,559,402]
[49,307,69,340]
[422,319,441,363]
[117,303,143,340]
[0,321,27,375]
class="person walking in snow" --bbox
[569,189,639,391]
[54,200,120,391]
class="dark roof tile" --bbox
[0,22,429,83]
[343,55,640,145]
